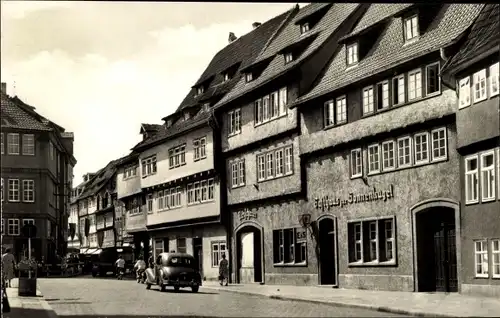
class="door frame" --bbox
[234,221,265,284]
[316,214,339,287]
[410,198,461,293]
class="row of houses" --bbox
[67,3,499,297]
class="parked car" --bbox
[145,252,202,293]
[91,247,134,277]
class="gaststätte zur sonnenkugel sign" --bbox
[314,184,394,210]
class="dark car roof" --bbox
[167,253,194,259]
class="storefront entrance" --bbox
[193,237,203,277]
[318,216,338,285]
[236,225,263,284]
[415,206,458,292]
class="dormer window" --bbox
[202,103,210,112]
[404,15,419,42]
[346,43,358,66]
[245,72,253,83]
[184,112,190,121]
[223,73,230,82]
[284,52,294,64]
[300,22,309,34]
[196,87,204,96]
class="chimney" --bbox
[228,32,237,43]
[1,82,6,93]
[252,22,262,29]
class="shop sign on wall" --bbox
[314,185,394,211]
[295,229,307,243]
[237,208,257,222]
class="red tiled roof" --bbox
[214,3,361,110]
[292,4,484,108]
[1,91,52,131]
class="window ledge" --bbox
[431,157,447,164]
[481,197,496,203]
[350,174,363,180]
[273,262,307,267]
[367,170,380,176]
[491,91,499,98]
[345,64,359,72]
[194,157,207,162]
[473,97,488,104]
[402,37,419,47]
[254,114,288,128]
[465,200,479,206]
[348,260,396,267]
[492,276,500,280]
[257,172,294,184]
[323,121,347,132]
[474,275,489,279]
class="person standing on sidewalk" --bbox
[219,253,229,286]
[1,248,17,288]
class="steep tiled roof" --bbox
[214,3,361,110]
[141,123,163,133]
[1,91,52,131]
[442,4,500,75]
[176,8,294,112]
[292,4,484,107]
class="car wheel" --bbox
[191,286,199,293]
[174,286,180,292]
[91,271,97,277]
[146,284,151,290]
[160,284,166,292]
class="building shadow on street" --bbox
[5,309,219,318]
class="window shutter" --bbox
[273,230,280,263]
[347,223,355,262]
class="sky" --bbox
[1,1,304,186]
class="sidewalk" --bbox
[3,279,57,318]
[202,282,500,317]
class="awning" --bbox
[91,249,103,255]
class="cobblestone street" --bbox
[37,277,403,317]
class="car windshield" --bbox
[167,257,194,267]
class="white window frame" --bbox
[7,133,20,155]
[22,134,35,155]
[367,144,380,174]
[492,239,500,279]
[193,136,207,161]
[490,62,499,97]
[397,136,412,168]
[474,240,489,278]
[458,76,471,109]
[323,100,335,127]
[408,68,422,100]
[392,75,405,105]
[430,127,447,162]
[362,86,374,114]
[480,150,496,202]
[425,62,441,96]
[414,132,429,164]
[228,108,241,136]
[270,91,279,119]
[22,179,35,203]
[211,241,227,267]
[284,52,293,64]
[473,69,487,103]
[377,80,389,110]
[147,193,153,213]
[300,22,309,34]
[384,219,395,262]
[266,152,274,179]
[245,72,253,83]
[275,148,284,177]
[257,154,266,181]
[238,160,245,187]
[279,87,288,116]
[336,95,347,124]
[262,95,270,122]
[346,43,358,66]
[497,148,500,201]
[404,15,419,42]
[231,159,245,188]
[208,179,214,201]
[141,155,158,176]
[464,154,479,204]
[8,179,20,202]
[350,148,363,178]
[349,218,395,265]
[23,219,35,226]
[382,141,396,171]
[7,218,20,236]
[284,146,293,175]
[223,73,230,82]
[196,86,204,96]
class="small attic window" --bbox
[245,72,253,83]
[284,52,294,64]
[184,111,190,121]
[346,43,358,67]
[404,15,419,42]
[196,86,204,96]
[223,73,231,82]
[300,22,310,35]
[202,103,210,112]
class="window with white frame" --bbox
[324,100,335,127]
[23,219,34,226]
[367,144,380,174]
[187,178,214,204]
[336,96,347,123]
[392,75,405,105]
[7,133,20,155]
[1,133,3,154]
[211,241,227,267]
[376,81,389,110]
[255,88,287,125]
[266,152,274,178]
[348,218,395,264]
[474,240,489,278]
[284,146,293,175]
[480,151,495,201]
[154,239,164,258]
[362,86,374,114]
[350,148,362,178]
[404,15,419,42]
[168,145,186,169]
[414,132,429,164]
[228,108,241,135]
[245,72,253,83]
[8,179,20,202]
[22,180,35,202]
[223,72,230,82]
[382,141,395,170]
[8,219,20,236]
[284,52,293,64]
[273,228,307,265]
[279,87,288,116]
[275,148,284,176]
[473,69,487,103]
[431,128,447,161]
[426,62,440,95]
[397,136,412,168]
[346,43,358,66]
[196,86,204,96]
[270,91,279,119]
[193,136,207,161]
[141,155,157,176]
[263,96,269,122]
[230,159,245,188]
[492,239,500,278]
[177,238,187,253]
[123,165,138,179]
[490,62,499,97]
[257,145,293,181]
[257,154,266,181]
[300,22,309,34]
[22,134,35,155]
[408,69,422,100]
[459,77,471,108]
[465,155,479,204]
[147,193,153,213]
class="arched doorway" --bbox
[318,215,338,285]
[235,224,263,284]
[412,199,460,293]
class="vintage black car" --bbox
[145,252,202,293]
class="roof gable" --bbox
[1,92,53,131]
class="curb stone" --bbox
[203,286,459,318]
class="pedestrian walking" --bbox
[1,249,17,288]
[218,253,229,286]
